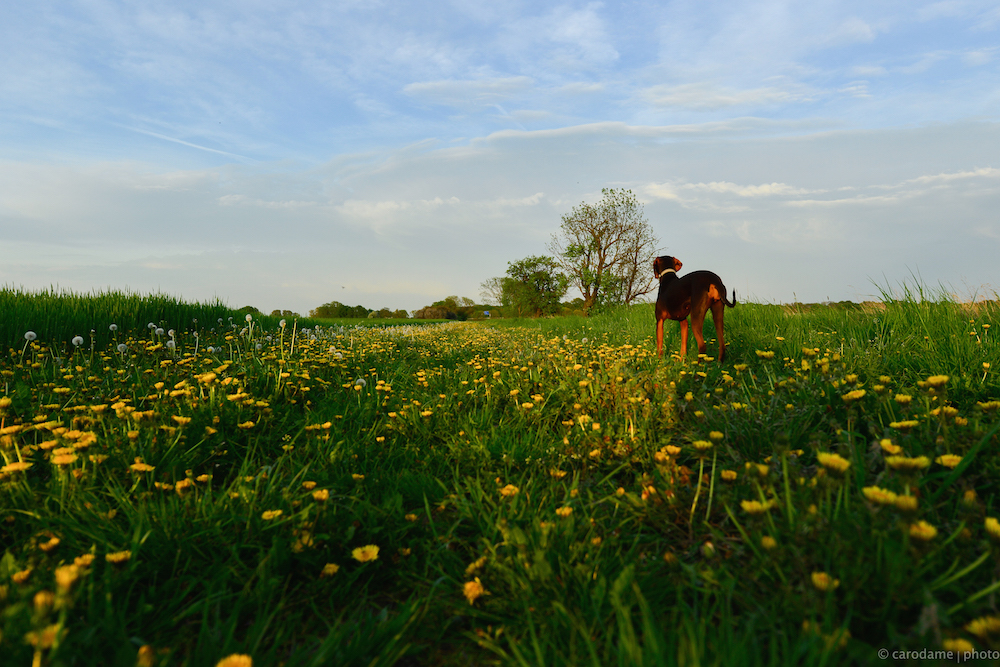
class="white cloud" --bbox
[403,77,535,110]
[640,83,815,110]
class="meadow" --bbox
[1,289,1000,666]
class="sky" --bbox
[2,0,999,314]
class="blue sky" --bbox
[2,1,999,313]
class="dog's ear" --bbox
[652,256,661,276]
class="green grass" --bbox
[1,290,999,666]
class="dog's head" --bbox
[653,256,682,278]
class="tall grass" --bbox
[0,286,234,351]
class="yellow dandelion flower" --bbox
[12,568,32,584]
[215,655,253,667]
[889,420,919,430]
[54,564,79,592]
[665,445,681,456]
[171,415,192,426]
[894,394,913,406]
[302,481,317,490]
[816,452,851,474]
[405,513,418,522]
[909,520,938,541]
[237,421,255,429]
[137,645,156,667]
[261,510,283,520]
[708,431,724,442]
[811,571,840,592]
[692,440,712,451]
[499,484,519,498]
[129,459,155,473]
[879,439,902,455]
[352,544,380,562]
[720,470,737,482]
[312,489,329,502]
[925,375,949,388]
[549,468,567,479]
[894,495,918,512]
[106,550,132,564]
[25,623,64,649]
[942,638,975,653]
[352,474,365,481]
[760,536,777,550]
[74,554,95,568]
[886,456,931,471]
[556,506,573,518]
[935,454,962,469]
[740,499,773,515]
[841,389,866,403]
[40,536,60,552]
[615,487,625,496]
[51,454,76,466]
[965,615,1000,639]
[1,461,33,473]
[862,486,898,505]
[320,563,340,577]
[463,577,486,605]
[984,517,1000,541]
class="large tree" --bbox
[548,188,659,311]
[500,255,569,317]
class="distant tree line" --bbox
[309,301,408,319]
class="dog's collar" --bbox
[656,269,676,279]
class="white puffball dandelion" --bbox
[24,331,37,341]
[245,314,253,322]
[166,340,176,350]
[582,337,589,343]
[147,322,156,330]
[72,336,84,347]
[279,319,287,328]
[167,329,175,337]
[109,324,118,332]
[355,378,367,387]
[155,328,164,336]
[117,344,128,353]
[255,343,262,351]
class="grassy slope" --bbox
[1,295,999,666]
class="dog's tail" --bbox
[725,289,737,308]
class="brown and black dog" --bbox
[654,255,736,362]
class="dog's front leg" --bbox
[656,317,665,357]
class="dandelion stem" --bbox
[705,449,717,521]
[781,451,795,526]
[690,457,705,530]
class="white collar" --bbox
[657,268,676,279]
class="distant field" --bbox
[1,292,999,666]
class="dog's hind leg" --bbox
[679,319,689,358]
[711,301,726,362]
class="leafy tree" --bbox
[500,255,569,317]
[548,188,659,311]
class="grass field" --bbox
[1,289,1000,666]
